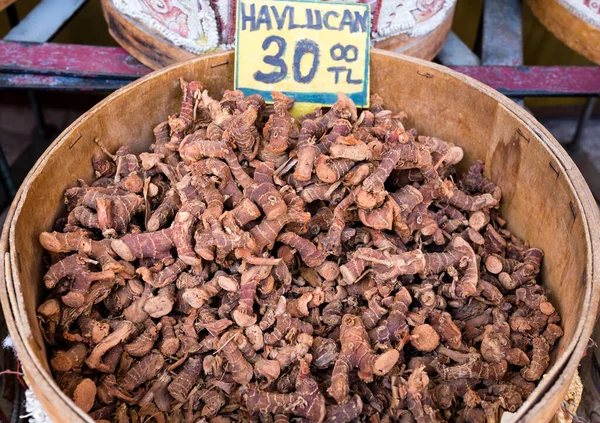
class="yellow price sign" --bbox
[234,0,371,107]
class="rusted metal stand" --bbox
[570,97,597,148]
[481,0,524,106]
[438,0,597,126]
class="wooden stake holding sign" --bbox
[235,0,371,113]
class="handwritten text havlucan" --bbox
[235,0,371,107]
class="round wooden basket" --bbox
[1,50,598,422]
[526,0,600,65]
[101,0,455,70]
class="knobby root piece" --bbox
[520,336,551,382]
[407,366,443,423]
[277,232,327,267]
[86,321,135,370]
[167,356,202,402]
[244,358,326,422]
[329,315,399,403]
[44,254,115,308]
[435,359,508,381]
[218,331,254,385]
[51,343,88,372]
[410,324,440,352]
[324,395,363,423]
[73,378,97,412]
[120,352,165,392]
[125,320,160,357]
[232,265,272,327]
[111,229,174,262]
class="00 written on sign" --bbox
[235,0,371,106]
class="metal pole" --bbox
[0,4,21,199]
[0,144,16,198]
[570,97,596,150]
[5,4,18,27]
[482,0,524,106]
[28,90,49,137]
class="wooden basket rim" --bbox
[1,49,598,422]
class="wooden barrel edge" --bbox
[519,183,600,421]
[526,0,600,65]
[101,0,455,69]
[0,0,16,12]
[481,84,600,419]
[101,0,196,70]
[374,4,456,60]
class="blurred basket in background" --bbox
[526,0,600,65]
[101,0,456,69]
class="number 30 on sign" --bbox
[235,0,371,107]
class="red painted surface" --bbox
[452,66,600,96]
[1,41,599,95]
[0,41,151,78]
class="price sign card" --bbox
[235,0,371,107]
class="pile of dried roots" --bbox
[36,79,562,423]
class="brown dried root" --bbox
[520,336,551,382]
[119,352,165,392]
[73,378,97,412]
[406,366,443,423]
[124,320,160,357]
[228,101,262,160]
[324,394,363,423]
[434,358,508,381]
[159,316,180,356]
[410,324,440,352]
[263,91,296,153]
[167,356,202,402]
[181,273,218,309]
[169,79,203,133]
[137,257,187,288]
[44,255,114,308]
[218,330,254,385]
[244,358,326,422]
[147,189,181,231]
[85,321,135,370]
[111,229,174,262]
[481,323,529,366]
[39,232,123,273]
[498,248,544,290]
[329,315,399,403]
[277,232,326,267]
[232,265,272,327]
[51,343,88,372]
[369,288,412,344]
[172,199,205,265]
